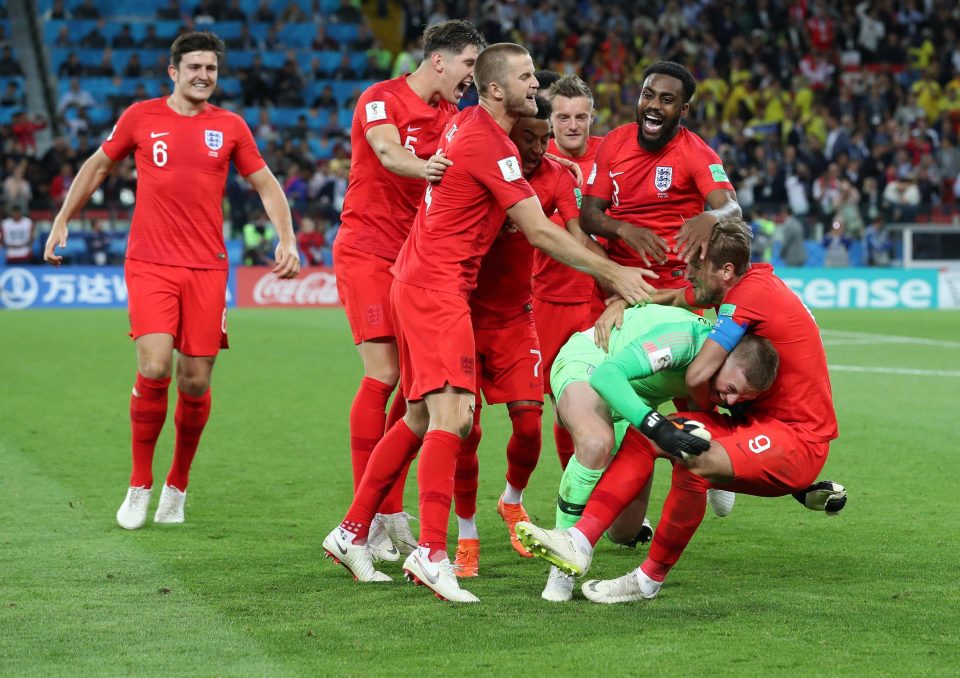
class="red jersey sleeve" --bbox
[357,86,401,135]
[553,166,580,224]
[100,103,140,161]
[688,143,734,196]
[469,145,536,210]
[231,116,266,177]
[583,132,615,201]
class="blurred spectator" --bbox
[3,159,32,210]
[750,211,777,263]
[124,53,143,78]
[255,109,279,145]
[284,162,309,214]
[392,37,420,78]
[87,219,112,266]
[0,46,22,76]
[240,55,274,106]
[193,0,221,23]
[864,216,894,267]
[49,162,75,207]
[242,211,277,266]
[253,0,276,23]
[72,0,101,19]
[332,53,360,80]
[11,113,47,156]
[89,48,116,77]
[832,177,864,236]
[311,84,338,111]
[80,20,108,49]
[224,0,247,21]
[43,0,71,20]
[280,0,307,22]
[226,25,259,51]
[297,216,326,265]
[0,81,23,108]
[823,219,854,268]
[778,209,808,267]
[883,173,922,222]
[141,25,166,50]
[58,79,95,114]
[1,204,34,264]
[312,25,338,51]
[112,24,137,49]
[276,58,307,107]
[334,0,363,24]
[58,52,84,78]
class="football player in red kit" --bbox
[333,20,487,559]
[44,32,300,529]
[453,96,588,576]
[323,43,657,602]
[516,220,844,604]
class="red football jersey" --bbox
[336,76,458,261]
[471,156,579,328]
[393,106,536,298]
[101,98,264,269]
[716,264,838,443]
[585,124,734,287]
[531,136,604,303]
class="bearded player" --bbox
[44,32,300,529]
[322,44,657,602]
[452,96,587,576]
[333,20,486,559]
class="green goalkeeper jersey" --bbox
[589,304,713,428]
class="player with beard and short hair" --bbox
[322,43,658,603]
[452,95,592,576]
[333,20,486,562]
[44,31,301,530]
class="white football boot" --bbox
[322,526,392,582]
[367,514,401,562]
[514,522,592,577]
[153,484,187,524]
[381,512,418,556]
[707,489,736,517]
[582,567,661,604]
[541,566,575,602]
[116,486,152,530]
[402,547,479,603]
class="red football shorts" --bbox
[391,280,476,401]
[474,318,544,405]
[125,258,228,356]
[333,240,396,344]
[676,411,830,496]
[532,297,596,394]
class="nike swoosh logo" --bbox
[335,534,348,555]
[609,171,625,178]
[150,132,170,138]
[407,126,420,132]
[414,555,439,585]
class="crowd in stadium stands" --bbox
[1,0,959,268]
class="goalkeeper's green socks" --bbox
[555,457,604,529]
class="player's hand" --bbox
[44,220,69,266]
[544,153,583,185]
[675,213,719,263]
[273,240,301,279]
[604,263,657,307]
[594,298,628,352]
[616,224,670,266]
[639,412,711,459]
[423,151,453,183]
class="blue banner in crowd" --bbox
[775,267,940,309]
[0,266,237,310]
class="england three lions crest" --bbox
[205,130,224,150]
[654,166,673,191]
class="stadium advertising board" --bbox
[775,268,945,309]
[235,266,341,308]
[0,266,237,310]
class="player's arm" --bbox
[544,152,582,185]
[591,342,710,457]
[563,216,607,258]
[45,148,117,265]
[675,188,741,263]
[246,166,301,279]
[365,124,452,182]
[507,196,657,306]
[581,194,669,266]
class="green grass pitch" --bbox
[1,308,959,676]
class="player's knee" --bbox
[138,359,172,380]
[574,432,615,469]
[509,406,543,445]
[683,446,734,485]
[364,365,400,387]
[177,373,210,397]
[456,411,475,439]
[403,403,429,437]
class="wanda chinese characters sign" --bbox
[235,266,342,308]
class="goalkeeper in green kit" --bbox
[540,303,779,602]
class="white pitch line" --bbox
[829,364,960,377]
[820,329,960,349]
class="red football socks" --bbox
[575,429,658,545]
[384,388,407,433]
[348,377,394,492]
[642,464,709,582]
[554,421,574,470]
[129,373,170,488]
[454,405,482,519]
[505,405,543,490]
[344,418,422,539]
[417,429,461,558]
[378,455,412,514]
[165,389,211,491]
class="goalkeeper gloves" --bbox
[639,411,712,459]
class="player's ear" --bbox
[430,51,444,73]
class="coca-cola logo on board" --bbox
[252,271,340,306]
